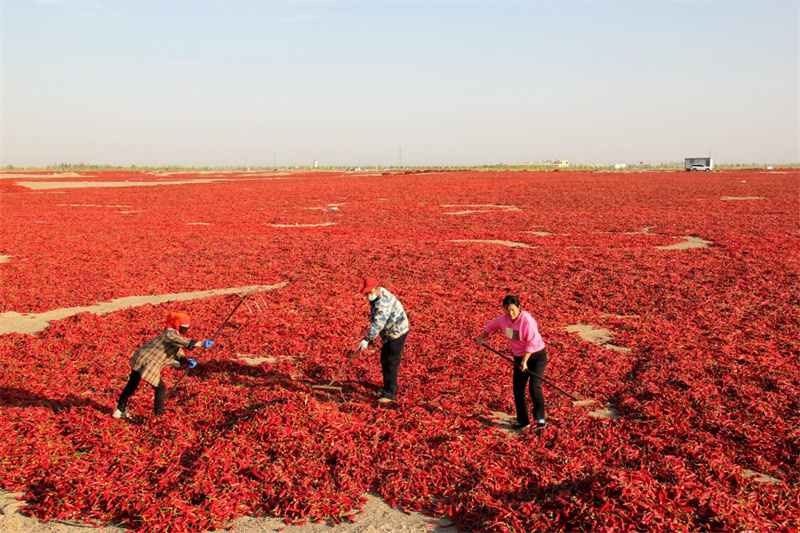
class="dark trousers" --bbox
[513,348,547,424]
[380,332,407,400]
[117,370,167,415]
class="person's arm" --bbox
[520,352,533,372]
[164,330,212,369]
[165,329,195,349]
[364,299,391,343]
[518,316,539,370]
[475,315,501,345]
[166,329,214,350]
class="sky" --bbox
[1,1,798,167]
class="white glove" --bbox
[358,340,369,352]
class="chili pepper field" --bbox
[0,169,798,532]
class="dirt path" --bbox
[564,324,631,353]
[449,239,534,248]
[266,223,336,228]
[656,236,712,250]
[0,491,461,533]
[440,204,520,215]
[0,283,287,335]
[15,180,225,190]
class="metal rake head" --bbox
[239,291,270,315]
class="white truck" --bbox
[685,157,714,172]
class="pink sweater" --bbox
[485,310,546,357]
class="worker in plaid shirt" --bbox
[357,277,410,404]
[112,311,214,419]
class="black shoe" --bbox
[512,422,530,430]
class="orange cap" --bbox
[165,311,190,331]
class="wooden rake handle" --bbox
[326,349,360,387]
[480,343,582,402]
[168,292,255,397]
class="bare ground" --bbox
[0,284,287,335]
[0,491,462,533]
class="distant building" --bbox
[684,157,714,171]
[537,158,570,168]
[615,163,628,170]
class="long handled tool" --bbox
[480,343,594,406]
[311,350,359,393]
[168,292,255,397]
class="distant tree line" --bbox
[2,162,797,172]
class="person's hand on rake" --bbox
[357,339,369,353]
[178,357,197,369]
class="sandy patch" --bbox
[235,353,296,366]
[721,196,765,201]
[490,411,518,432]
[524,229,571,237]
[656,236,712,250]
[225,493,461,533]
[0,256,11,264]
[449,239,534,249]
[742,469,781,485]
[15,180,225,190]
[58,204,133,208]
[0,490,460,533]
[187,222,212,225]
[587,404,621,420]
[304,204,344,211]
[0,491,122,533]
[0,283,287,335]
[565,324,631,353]
[266,222,336,228]
[0,172,86,179]
[566,324,612,344]
[625,226,657,235]
[604,344,632,353]
[440,204,517,209]
[442,204,520,216]
[238,356,274,365]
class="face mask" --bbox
[367,293,378,302]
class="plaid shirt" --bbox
[365,287,410,342]
[130,328,195,387]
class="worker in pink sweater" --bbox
[475,295,547,430]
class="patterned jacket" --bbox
[130,328,196,387]
[364,287,410,342]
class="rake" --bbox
[168,290,266,397]
[480,343,595,407]
[311,350,360,393]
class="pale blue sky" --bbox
[1,1,797,167]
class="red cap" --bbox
[165,311,191,331]
[361,277,379,293]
